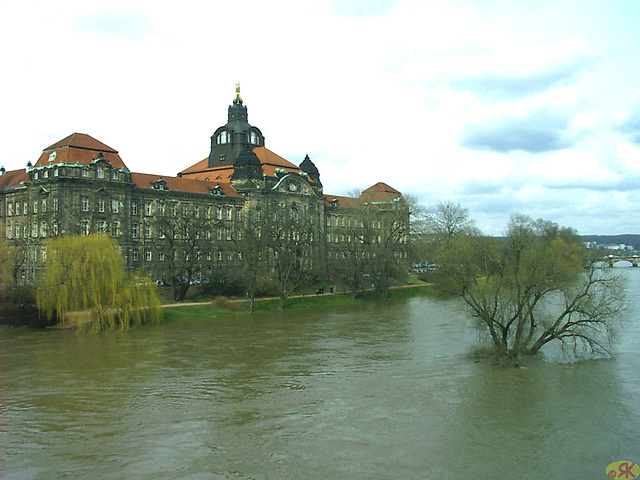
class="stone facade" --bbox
[0,87,408,285]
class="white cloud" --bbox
[1,0,639,235]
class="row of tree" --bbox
[150,200,410,309]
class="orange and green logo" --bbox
[607,461,640,479]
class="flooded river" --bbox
[1,269,639,479]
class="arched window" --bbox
[249,131,258,145]
[217,131,229,145]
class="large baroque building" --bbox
[0,86,408,285]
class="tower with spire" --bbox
[208,83,265,169]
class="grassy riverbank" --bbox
[162,283,436,323]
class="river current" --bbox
[1,269,639,479]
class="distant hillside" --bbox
[580,234,640,250]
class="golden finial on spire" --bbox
[234,82,243,104]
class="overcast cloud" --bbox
[0,0,638,236]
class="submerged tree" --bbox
[435,214,625,360]
[37,234,162,332]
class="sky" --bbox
[1,0,639,236]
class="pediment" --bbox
[272,174,315,196]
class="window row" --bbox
[33,166,121,181]
[5,221,55,239]
[215,130,260,145]
[131,249,236,263]
[326,216,382,229]
[5,198,58,216]
[131,201,239,220]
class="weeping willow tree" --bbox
[36,234,162,332]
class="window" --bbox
[194,205,199,218]
[132,224,139,239]
[81,196,89,212]
[111,199,119,213]
[216,207,222,220]
[53,197,59,211]
[206,206,212,219]
[41,198,47,213]
[81,220,90,236]
[44,170,49,179]
[217,131,229,144]
[98,198,105,213]
[206,252,212,261]
[111,221,119,237]
[15,203,19,216]
[144,202,152,216]
[131,202,138,216]
[96,221,107,234]
[170,204,177,217]
[159,252,165,261]
[23,202,27,215]
[226,228,231,241]
[216,227,222,240]
[249,131,258,144]
[5,223,11,239]
[158,203,165,216]
[53,222,59,236]
[132,250,139,262]
[41,222,47,237]
[96,166,104,179]
[225,207,233,221]
[111,171,119,180]
[217,251,222,261]
[33,201,38,214]
[145,249,152,261]
[15,225,20,238]
[81,169,88,178]
[144,225,151,238]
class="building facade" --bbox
[0,86,408,285]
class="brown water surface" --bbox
[1,269,639,479]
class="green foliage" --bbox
[36,234,162,332]
[435,215,624,359]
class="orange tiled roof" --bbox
[180,166,235,183]
[34,133,129,170]
[253,147,299,170]
[180,157,209,175]
[131,172,240,197]
[361,182,403,203]
[0,169,28,191]
[180,147,304,181]
[323,194,366,209]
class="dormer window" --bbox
[217,131,229,145]
[152,179,168,191]
[249,131,258,145]
[211,185,225,196]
